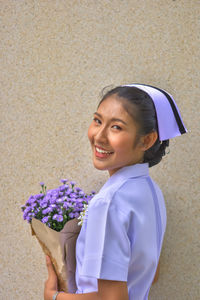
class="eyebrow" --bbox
[94,112,127,125]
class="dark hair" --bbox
[98,86,169,167]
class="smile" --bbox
[95,146,113,154]
[94,146,114,158]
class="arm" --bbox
[152,260,160,284]
[44,256,128,300]
[58,280,128,300]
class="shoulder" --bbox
[113,176,161,213]
[89,175,158,216]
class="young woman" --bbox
[44,84,187,300]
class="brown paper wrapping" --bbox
[31,217,81,293]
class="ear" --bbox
[139,131,158,151]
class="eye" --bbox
[112,125,122,130]
[93,117,101,125]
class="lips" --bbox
[94,145,114,158]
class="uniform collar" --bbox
[101,163,149,191]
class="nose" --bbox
[94,125,108,145]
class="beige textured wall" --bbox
[1,1,199,299]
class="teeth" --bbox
[96,147,113,154]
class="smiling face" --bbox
[88,95,146,176]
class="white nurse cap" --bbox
[122,83,187,141]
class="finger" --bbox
[46,256,56,277]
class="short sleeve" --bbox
[80,197,131,281]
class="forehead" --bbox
[97,96,137,122]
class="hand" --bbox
[44,256,58,300]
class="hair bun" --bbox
[144,140,169,167]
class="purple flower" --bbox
[56,215,63,222]
[26,216,31,222]
[43,195,51,201]
[22,178,96,230]
[69,193,77,198]
[24,207,32,214]
[65,188,72,195]
[35,193,44,200]
[52,214,63,222]
[42,207,51,214]
[63,202,69,209]
[30,203,37,210]
[50,197,56,204]
[34,207,40,214]
[48,206,54,213]
[23,213,27,220]
[26,195,36,204]
[60,179,68,184]
[59,185,68,192]
[73,206,81,213]
[59,186,64,192]
[76,198,83,203]
[70,198,76,203]
[56,198,63,204]
[57,208,63,214]
[42,216,49,223]
[53,214,58,220]
[51,190,59,197]
[40,200,48,208]
[69,212,75,218]
[46,189,54,195]
[74,212,80,218]
[50,204,57,210]
[78,191,85,196]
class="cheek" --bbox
[112,134,131,149]
[111,134,137,154]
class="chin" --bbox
[93,164,107,171]
[92,160,108,171]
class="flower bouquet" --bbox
[21,179,93,293]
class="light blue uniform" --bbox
[75,163,167,300]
